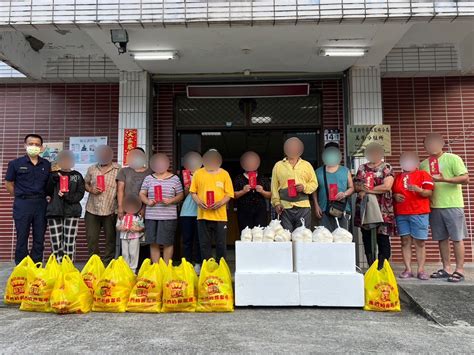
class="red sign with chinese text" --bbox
[123,129,138,165]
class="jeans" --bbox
[197,220,227,262]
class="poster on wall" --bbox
[69,136,108,218]
[123,129,138,165]
[40,142,64,171]
[324,129,341,145]
[347,125,391,157]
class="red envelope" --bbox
[365,172,375,190]
[429,156,440,175]
[288,179,297,197]
[154,185,163,202]
[96,175,105,191]
[329,183,338,201]
[248,171,257,189]
[182,169,191,187]
[123,214,133,230]
[59,175,69,193]
[206,191,215,207]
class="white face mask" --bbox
[400,159,418,172]
[26,145,41,157]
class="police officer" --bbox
[5,134,51,264]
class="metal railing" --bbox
[0,1,473,26]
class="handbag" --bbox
[323,166,347,218]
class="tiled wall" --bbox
[0,83,119,261]
[382,76,474,263]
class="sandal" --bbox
[417,272,429,281]
[447,271,465,283]
[399,271,414,279]
[430,269,450,279]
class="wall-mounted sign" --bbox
[123,129,138,165]
[347,125,391,157]
[324,129,341,145]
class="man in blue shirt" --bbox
[5,134,51,264]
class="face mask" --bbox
[400,160,418,172]
[322,151,341,166]
[26,145,41,157]
[129,157,146,170]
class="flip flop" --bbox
[417,272,429,280]
[430,269,450,279]
[399,271,414,279]
[447,271,465,283]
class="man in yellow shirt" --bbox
[190,149,234,262]
[271,137,318,231]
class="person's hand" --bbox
[362,184,372,193]
[393,193,405,203]
[46,196,51,203]
[117,209,124,220]
[119,225,128,232]
[275,204,284,215]
[432,173,446,183]
[335,192,346,201]
[255,185,264,193]
[315,205,323,219]
[295,184,305,193]
[90,186,102,195]
[243,185,251,193]
[198,200,208,210]
[358,191,366,199]
[407,184,422,193]
[147,199,157,207]
[58,191,64,197]
[210,200,223,210]
[130,225,141,232]
[162,198,173,205]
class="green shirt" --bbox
[420,153,468,208]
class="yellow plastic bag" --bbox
[127,262,163,313]
[4,255,34,305]
[162,258,198,313]
[137,258,152,278]
[197,258,234,312]
[50,271,93,314]
[20,255,61,312]
[92,257,135,313]
[364,259,401,312]
[81,255,105,294]
[61,255,79,274]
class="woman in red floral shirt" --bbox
[354,142,395,267]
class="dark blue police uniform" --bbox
[5,155,51,264]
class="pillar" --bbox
[118,71,152,165]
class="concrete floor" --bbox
[1,262,474,353]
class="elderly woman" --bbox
[354,142,394,267]
[46,150,85,261]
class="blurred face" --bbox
[128,150,146,170]
[424,135,444,155]
[183,152,203,173]
[284,138,304,159]
[58,152,75,170]
[123,199,141,214]
[322,147,342,167]
[95,145,113,165]
[241,152,260,172]
[151,154,170,174]
[203,151,222,170]
[400,152,419,172]
[365,144,384,164]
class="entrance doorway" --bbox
[175,90,322,245]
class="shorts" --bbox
[145,219,177,246]
[429,208,467,242]
[396,214,429,240]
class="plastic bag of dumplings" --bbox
[291,218,312,242]
[162,258,198,313]
[4,255,34,305]
[127,259,167,313]
[20,255,61,313]
[197,258,234,312]
[92,256,136,313]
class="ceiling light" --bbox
[131,51,178,61]
[320,48,367,57]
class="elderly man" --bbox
[271,137,318,231]
[84,145,120,265]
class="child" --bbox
[46,150,85,262]
[393,152,434,280]
[140,153,184,264]
[190,149,234,261]
[179,151,203,273]
[116,195,145,273]
[234,151,271,231]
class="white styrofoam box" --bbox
[235,272,300,306]
[235,241,293,272]
[293,242,356,273]
[299,272,364,307]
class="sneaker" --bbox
[194,263,201,275]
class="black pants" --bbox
[237,206,268,232]
[361,228,391,267]
[197,220,227,262]
[85,212,117,266]
[280,207,312,232]
[180,216,201,264]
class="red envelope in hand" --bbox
[206,191,215,207]
[248,171,257,189]
[96,175,105,191]
[59,175,69,193]
[365,172,375,190]
[288,179,297,197]
[123,214,134,230]
[429,156,440,175]
[182,169,191,187]
[329,183,338,201]
[154,185,163,202]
